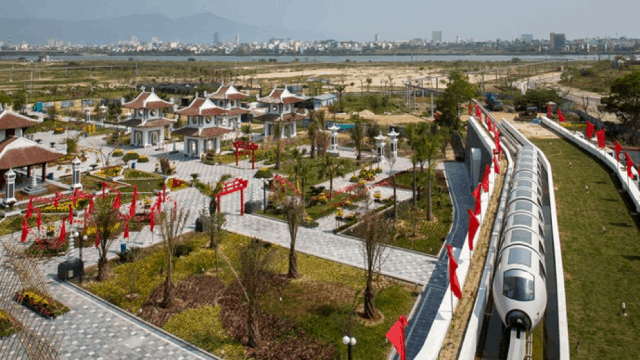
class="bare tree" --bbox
[282,195,304,278]
[240,239,276,348]
[158,206,190,308]
[93,196,124,281]
[360,205,392,319]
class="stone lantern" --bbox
[71,157,83,190]
[99,104,107,123]
[84,106,91,122]
[328,124,340,153]
[3,168,16,205]
[374,132,387,162]
[388,128,399,159]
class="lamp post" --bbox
[263,179,270,212]
[342,335,356,360]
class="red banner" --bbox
[467,208,479,251]
[446,245,462,300]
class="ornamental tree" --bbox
[93,196,124,281]
[602,71,640,131]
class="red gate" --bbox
[217,178,249,215]
[233,140,259,169]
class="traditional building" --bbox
[255,87,306,138]
[0,106,65,190]
[207,84,250,135]
[120,88,176,148]
[174,93,233,157]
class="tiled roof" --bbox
[209,85,247,101]
[119,118,175,128]
[254,112,304,122]
[0,137,65,170]
[122,91,173,109]
[0,111,40,130]
[119,119,143,127]
[173,127,232,138]
[199,107,230,116]
[176,98,205,116]
[258,88,304,105]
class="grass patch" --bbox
[24,119,85,134]
[532,138,640,359]
[83,231,417,359]
[121,168,165,193]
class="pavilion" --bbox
[255,87,306,138]
[120,87,176,148]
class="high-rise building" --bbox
[47,38,55,48]
[456,35,460,44]
[521,34,534,42]
[129,34,138,46]
[550,32,566,50]
[234,34,240,45]
[432,31,442,43]
[214,32,219,45]
[375,34,379,42]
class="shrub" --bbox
[159,158,172,175]
[174,242,195,258]
[66,138,77,155]
[349,175,359,183]
[375,167,383,174]
[122,151,140,163]
[138,155,149,163]
[254,167,273,179]
[117,246,141,263]
[113,150,123,157]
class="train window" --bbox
[515,201,533,212]
[517,180,533,188]
[539,261,546,280]
[503,269,535,301]
[539,241,546,256]
[513,214,532,227]
[511,229,532,244]
[508,248,532,267]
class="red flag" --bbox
[494,130,501,159]
[88,195,94,215]
[627,152,634,178]
[124,218,130,239]
[596,129,605,148]
[586,121,594,139]
[102,182,106,198]
[473,184,482,216]
[95,234,100,249]
[494,155,500,174]
[467,209,480,250]
[36,208,42,233]
[21,217,29,242]
[446,245,462,300]
[26,198,33,219]
[482,165,490,193]
[150,210,155,232]
[475,104,482,119]
[558,108,566,122]
[615,140,622,162]
[68,204,73,223]
[113,192,121,210]
[73,187,79,207]
[386,316,408,360]
[59,220,66,244]
[547,104,552,118]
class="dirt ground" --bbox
[332,110,427,125]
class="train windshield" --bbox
[503,269,535,301]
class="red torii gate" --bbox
[217,177,249,215]
[233,140,259,169]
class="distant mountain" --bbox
[0,12,329,45]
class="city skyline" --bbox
[0,0,638,42]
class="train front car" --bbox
[492,146,548,332]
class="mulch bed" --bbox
[142,272,338,359]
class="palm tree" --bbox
[350,117,365,164]
[307,111,319,159]
[366,77,372,92]
[318,154,347,197]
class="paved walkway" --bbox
[401,161,475,359]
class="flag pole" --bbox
[449,259,454,318]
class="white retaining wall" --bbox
[413,114,499,360]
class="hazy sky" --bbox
[1,0,637,41]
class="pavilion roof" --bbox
[0,137,65,170]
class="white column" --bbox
[388,129,399,159]
[4,168,16,205]
[328,124,340,152]
[374,133,387,162]
[71,157,83,190]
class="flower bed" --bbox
[168,178,189,191]
[138,155,150,163]
[254,167,273,179]
[14,289,69,319]
[94,166,122,178]
[113,150,124,157]
[40,198,89,213]
[53,127,64,134]
[25,238,68,257]
[0,310,16,338]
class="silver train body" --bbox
[491,146,548,331]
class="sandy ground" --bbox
[332,110,427,125]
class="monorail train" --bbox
[492,145,548,332]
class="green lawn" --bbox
[83,231,417,360]
[532,138,640,359]
[121,169,165,193]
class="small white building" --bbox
[255,87,305,138]
[174,92,238,158]
[120,88,176,148]
[206,84,250,139]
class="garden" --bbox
[80,231,417,360]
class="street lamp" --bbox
[342,335,356,360]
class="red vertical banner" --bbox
[494,155,500,174]
[385,315,409,360]
[626,152,634,178]
[596,129,606,148]
[558,108,566,122]
[547,104,552,118]
[467,209,480,251]
[586,121,594,139]
[446,245,462,300]
[482,165,490,193]
[473,184,482,216]
[615,140,622,162]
